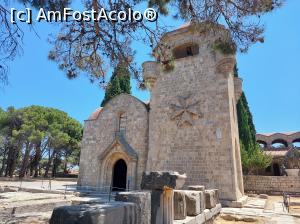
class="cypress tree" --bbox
[116,64,131,94]
[235,65,272,173]
[235,65,257,151]
[101,63,131,107]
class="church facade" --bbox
[78,23,244,203]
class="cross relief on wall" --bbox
[170,93,203,127]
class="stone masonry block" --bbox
[174,190,187,220]
[116,191,151,224]
[50,202,136,224]
[212,189,220,204]
[198,190,206,213]
[205,190,216,209]
[184,190,201,216]
[141,171,186,190]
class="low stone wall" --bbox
[244,175,300,194]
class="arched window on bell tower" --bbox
[173,43,199,59]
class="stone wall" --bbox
[244,175,300,194]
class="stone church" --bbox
[78,23,244,204]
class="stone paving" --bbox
[221,196,300,224]
[0,191,73,224]
[1,180,300,223]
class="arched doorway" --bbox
[273,163,280,176]
[112,159,127,191]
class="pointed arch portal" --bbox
[112,159,127,191]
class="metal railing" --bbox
[16,177,54,191]
[283,192,290,212]
[63,184,132,202]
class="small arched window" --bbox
[173,43,199,59]
[257,140,267,149]
[119,113,126,132]
[293,139,300,148]
[271,139,288,148]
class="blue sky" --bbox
[0,1,299,134]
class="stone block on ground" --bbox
[259,194,268,199]
[212,189,220,204]
[141,171,186,190]
[188,185,205,191]
[184,190,201,216]
[225,195,248,208]
[115,191,151,224]
[174,190,186,220]
[198,190,206,212]
[204,190,216,209]
[49,202,136,224]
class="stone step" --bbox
[244,197,266,209]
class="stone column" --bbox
[163,188,174,224]
[141,171,186,224]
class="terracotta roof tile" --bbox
[87,107,103,120]
[257,131,300,137]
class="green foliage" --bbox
[235,65,272,173]
[0,106,82,177]
[212,39,237,55]
[162,59,175,72]
[101,63,131,107]
[117,66,131,95]
[235,66,256,152]
[285,148,300,169]
[241,144,272,174]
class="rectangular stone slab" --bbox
[174,190,187,220]
[188,185,205,191]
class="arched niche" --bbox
[257,140,267,149]
[292,138,300,148]
[172,43,199,60]
[271,139,288,148]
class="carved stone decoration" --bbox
[216,57,236,76]
[142,61,161,91]
[170,93,203,127]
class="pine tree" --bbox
[101,63,131,107]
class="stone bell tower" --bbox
[143,23,244,204]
